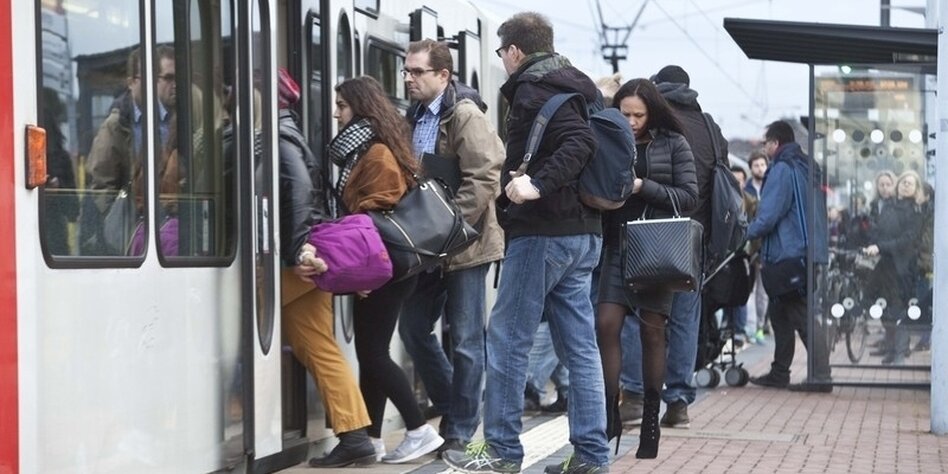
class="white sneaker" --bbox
[371,437,386,462]
[381,424,444,464]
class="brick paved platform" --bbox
[278,338,947,474]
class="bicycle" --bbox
[822,248,871,363]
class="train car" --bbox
[0,0,504,472]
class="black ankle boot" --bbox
[309,428,377,468]
[635,389,661,459]
[606,393,622,454]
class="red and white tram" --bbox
[0,0,503,472]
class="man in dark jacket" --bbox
[443,12,609,474]
[747,120,831,393]
[399,39,505,453]
[617,65,728,430]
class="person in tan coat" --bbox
[329,76,443,464]
[398,39,504,452]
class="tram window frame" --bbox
[304,10,327,156]
[155,0,238,267]
[365,39,407,106]
[354,0,379,17]
[35,0,149,268]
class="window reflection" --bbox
[39,0,144,258]
[154,0,236,262]
[367,44,405,101]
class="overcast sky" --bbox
[477,0,931,140]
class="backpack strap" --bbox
[514,92,583,176]
[700,112,724,166]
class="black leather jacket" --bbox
[278,109,328,266]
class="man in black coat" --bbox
[618,65,729,430]
[442,11,609,474]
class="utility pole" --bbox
[594,0,647,73]
[881,0,891,27]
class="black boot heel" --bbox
[635,390,661,459]
[606,393,622,454]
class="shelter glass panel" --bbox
[813,65,933,387]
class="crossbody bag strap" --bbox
[513,93,583,176]
[788,162,808,248]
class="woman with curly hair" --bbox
[329,76,442,463]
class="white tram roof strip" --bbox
[437,415,572,474]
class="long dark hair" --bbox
[335,76,419,176]
[613,78,683,135]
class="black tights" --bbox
[596,303,667,399]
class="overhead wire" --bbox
[648,0,767,111]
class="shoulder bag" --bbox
[368,176,479,282]
[622,190,704,292]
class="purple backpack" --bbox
[308,214,393,293]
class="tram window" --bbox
[354,0,379,15]
[251,0,276,353]
[153,0,237,264]
[37,0,146,263]
[306,12,324,154]
[366,43,405,101]
[337,14,353,84]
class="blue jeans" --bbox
[484,234,607,466]
[526,321,569,396]
[399,263,490,441]
[620,290,700,404]
[723,306,748,336]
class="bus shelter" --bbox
[725,18,937,388]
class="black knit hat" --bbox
[651,65,690,86]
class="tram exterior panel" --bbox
[1,0,504,472]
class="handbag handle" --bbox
[636,186,682,220]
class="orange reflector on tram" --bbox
[26,125,47,189]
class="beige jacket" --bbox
[433,98,505,272]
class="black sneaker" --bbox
[544,454,609,474]
[659,400,690,428]
[437,438,466,457]
[618,391,643,426]
[442,441,521,473]
[541,395,568,414]
[749,372,789,388]
[524,386,541,412]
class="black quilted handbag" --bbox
[622,192,704,292]
[368,177,479,282]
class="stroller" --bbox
[694,251,755,388]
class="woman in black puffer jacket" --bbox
[596,78,697,459]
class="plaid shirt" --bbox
[411,92,444,157]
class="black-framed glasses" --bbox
[157,73,176,82]
[400,68,437,78]
[495,45,509,58]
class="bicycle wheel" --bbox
[846,310,869,363]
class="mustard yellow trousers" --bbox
[281,269,371,433]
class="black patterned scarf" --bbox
[328,118,376,198]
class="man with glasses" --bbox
[398,39,504,455]
[443,12,609,474]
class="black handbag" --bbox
[368,176,479,282]
[622,192,704,292]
